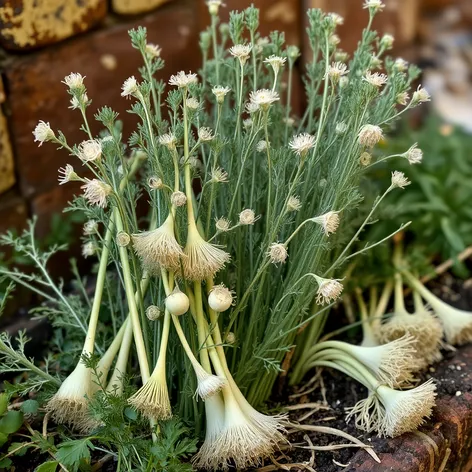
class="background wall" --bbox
[0,0,468,244]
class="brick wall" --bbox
[0,0,430,246]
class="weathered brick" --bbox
[0,79,15,195]
[112,0,170,16]
[0,190,28,237]
[304,0,419,55]
[4,3,199,198]
[0,0,107,51]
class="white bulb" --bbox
[165,289,190,316]
[208,285,233,312]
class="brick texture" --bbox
[4,2,199,198]
[0,0,107,50]
[112,0,170,16]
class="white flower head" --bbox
[186,97,200,110]
[77,139,102,162]
[397,91,410,106]
[326,62,349,83]
[245,101,261,114]
[363,0,385,12]
[380,34,394,49]
[327,12,344,25]
[171,191,187,207]
[394,57,408,72]
[289,133,316,157]
[215,217,231,232]
[283,117,295,127]
[208,284,234,312]
[148,176,164,189]
[33,121,55,146]
[63,73,85,90]
[264,55,286,75]
[83,220,98,235]
[243,118,253,129]
[198,127,214,142]
[239,209,258,225]
[169,71,198,88]
[267,243,288,265]
[82,241,96,258]
[249,89,279,110]
[358,124,383,147]
[58,164,79,185]
[256,140,269,153]
[211,167,228,183]
[146,305,161,321]
[158,133,177,150]
[287,196,301,212]
[145,43,161,58]
[329,34,341,46]
[121,76,139,98]
[81,179,112,208]
[311,211,340,236]
[212,85,231,103]
[359,152,372,166]
[230,44,252,66]
[391,171,410,189]
[314,275,343,304]
[286,45,300,60]
[336,122,348,134]
[412,85,431,104]
[207,0,225,16]
[363,71,388,88]
[404,143,423,164]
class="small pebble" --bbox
[456,391,462,396]
[457,366,462,371]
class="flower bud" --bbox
[117,232,131,247]
[208,284,234,312]
[146,305,161,321]
[165,287,190,316]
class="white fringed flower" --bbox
[198,127,214,142]
[81,179,112,208]
[171,191,187,207]
[327,12,344,25]
[58,164,79,185]
[256,140,268,152]
[77,139,102,162]
[363,71,388,88]
[158,133,177,150]
[287,196,301,212]
[314,276,343,304]
[264,55,286,75]
[397,91,410,105]
[358,124,383,147]
[83,220,98,235]
[391,171,410,189]
[394,58,408,72]
[132,215,184,273]
[81,242,96,258]
[186,97,200,110]
[380,34,394,49]
[121,76,139,98]
[215,217,231,232]
[207,0,225,15]
[33,121,55,146]
[267,243,288,265]
[376,380,436,437]
[145,43,161,58]
[249,89,279,110]
[363,0,385,12]
[311,211,340,236]
[63,73,85,89]
[404,143,423,164]
[148,176,164,189]
[212,85,231,103]
[182,227,230,281]
[211,167,228,183]
[326,62,349,82]
[169,71,198,88]
[229,44,252,66]
[412,85,431,104]
[239,209,258,225]
[194,363,226,400]
[289,133,316,157]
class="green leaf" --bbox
[56,438,93,467]
[0,431,8,447]
[124,407,138,421]
[35,461,59,472]
[21,400,39,415]
[0,457,12,469]
[0,410,23,434]
[8,441,30,456]
[0,394,8,416]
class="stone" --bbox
[112,0,169,16]
[4,2,198,198]
[0,0,107,50]
[0,80,15,195]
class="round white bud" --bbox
[208,284,234,312]
[165,287,190,316]
[146,305,161,321]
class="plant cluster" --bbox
[1,0,465,470]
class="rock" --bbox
[112,0,170,16]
